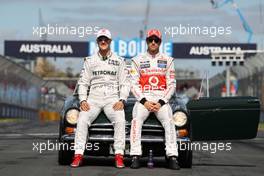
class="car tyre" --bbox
[177,144,192,168]
[58,142,74,165]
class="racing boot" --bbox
[168,156,180,170]
[115,154,125,168]
[71,154,83,168]
[130,155,140,169]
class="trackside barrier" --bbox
[0,103,38,120]
[0,55,70,122]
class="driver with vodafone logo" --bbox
[129,29,180,170]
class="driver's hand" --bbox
[80,101,90,111]
[152,103,161,112]
[144,101,156,112]
[113,101,124,111]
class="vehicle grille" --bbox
[88,123,164,137]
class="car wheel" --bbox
[165,155,169,162]
[177,143,192,168]
[58,142,74,165]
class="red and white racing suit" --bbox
[74,52,129,155]
[130,52,178,157]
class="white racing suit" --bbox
[130,52,178,157]
[74,52,130,155]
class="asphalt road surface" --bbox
[0,120,263,176]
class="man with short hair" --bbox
[129,29,180,170]
[71,28,129,168]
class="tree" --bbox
[35,57,66,77]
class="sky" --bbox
[0,0,264,77]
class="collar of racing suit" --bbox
[97,51,112,60]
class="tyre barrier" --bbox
[0,103,60,122]
[39,110,60,122]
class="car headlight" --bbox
[173,111,187,127]
[65,109,79,125]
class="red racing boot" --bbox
[115,154,125,168]
[71,154,83,168]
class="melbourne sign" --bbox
[89,38,173,58]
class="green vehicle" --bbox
[58,86,260,168]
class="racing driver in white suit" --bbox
[129,29,180,170]
[71,29,129,168]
